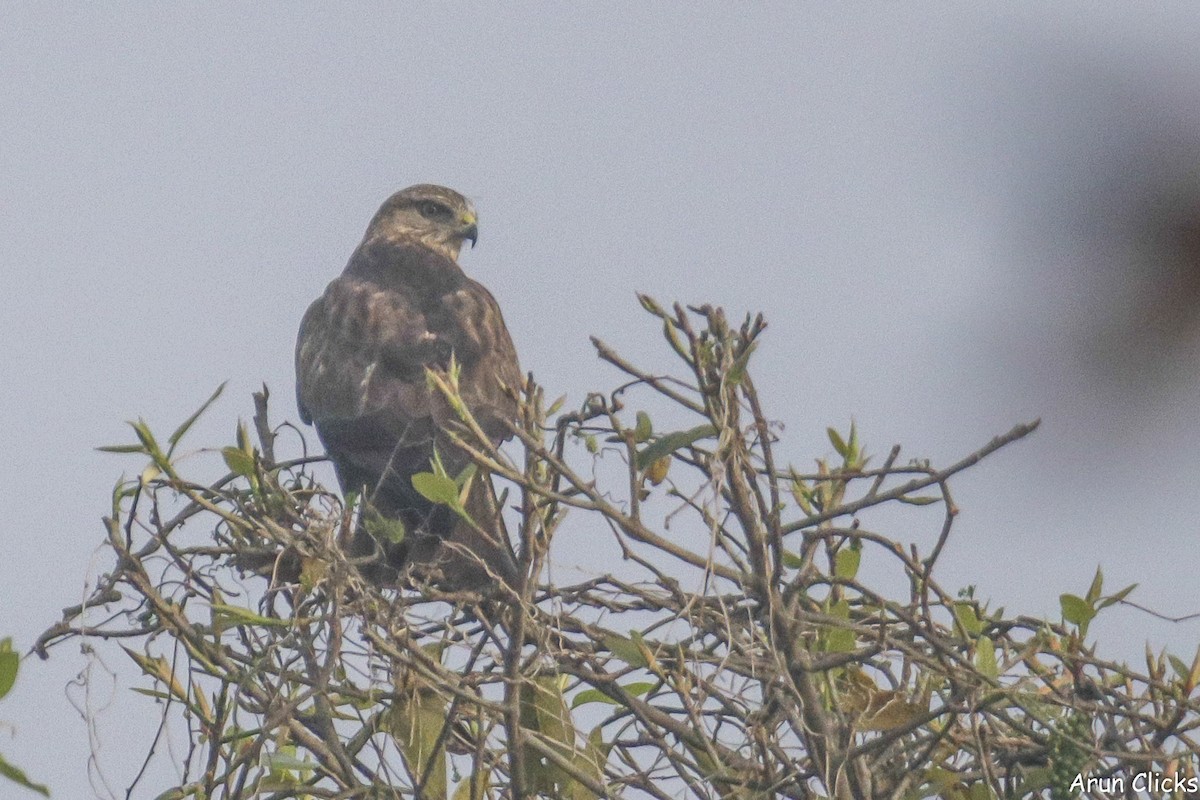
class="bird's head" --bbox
[365,184,479,262]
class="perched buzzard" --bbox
[295,185,521,589]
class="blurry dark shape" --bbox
[981,38,1200,396]
[1076,143,1200,385]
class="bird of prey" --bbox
[295,185,521,589]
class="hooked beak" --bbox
[459,211,478,249]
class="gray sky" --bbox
[4,5,1200,797]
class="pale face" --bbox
[366,185,478,261]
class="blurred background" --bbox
[3,4,1200,796]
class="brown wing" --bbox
[295,239,521,587]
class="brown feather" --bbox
[295,187,520,589]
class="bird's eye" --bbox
[418,201,450,219]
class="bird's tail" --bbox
[430,472,520,591]
[350,468,519,592]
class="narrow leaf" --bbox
[168,381,226,451]
[1086,567,1104,604]
[975,635,999,679]
[1097,582,1138,610]
[571,689,619,708]
[827,427,849,458]
[210,604,293,628]
[636,424,718,469]
[0,640,17,700]
[129,418,161,454]
[571,681,655,709]
[0,753,49,797]
[96,443,148,454]
[637,293,663,314]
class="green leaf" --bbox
[602,632,649,668]
[789,469,814,514]
[824,626,856,654]
[1059,594,1094,627]
[452,768,491,800]
[644,454,671,485]
[210,604,293,628]
[1168,655,1190,680]
[129,418,161,454]
[571,681,654,709]
[389,689,447,799]
[0,752,49,797]
[1096,582,1138,610]
[364,512,406,544]
[235,419,252,453]
[620,681,655,699]
[952,602,983,637]
[422,640,448,663]
[634,411,653,443]
[834,542,861,580]
[167,381,226,454]
[726,342,757,386]
[636,424,718,469]
[1014,766,1053,793]
[827,426,849,458]
[454,463,477,489]
[968,782,996,800]
[975,635,999,679]
[429,447,451,479]
[577,726,611,799]
[637,293,663,314]
[221,446,255,478]
[525,675,574,749]
[0,638,16,701]
[522,675,600,799]
[95,443,148,454]
[629,630,653,660]
[781,551,804,569]
[571,688,619,708]
[412,472,461,508]
[823,600,855,653]
[1085,567,1104,604]
[261,751,316,773]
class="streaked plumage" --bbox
[295,185,520,589]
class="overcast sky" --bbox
[4,5,1200,797]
